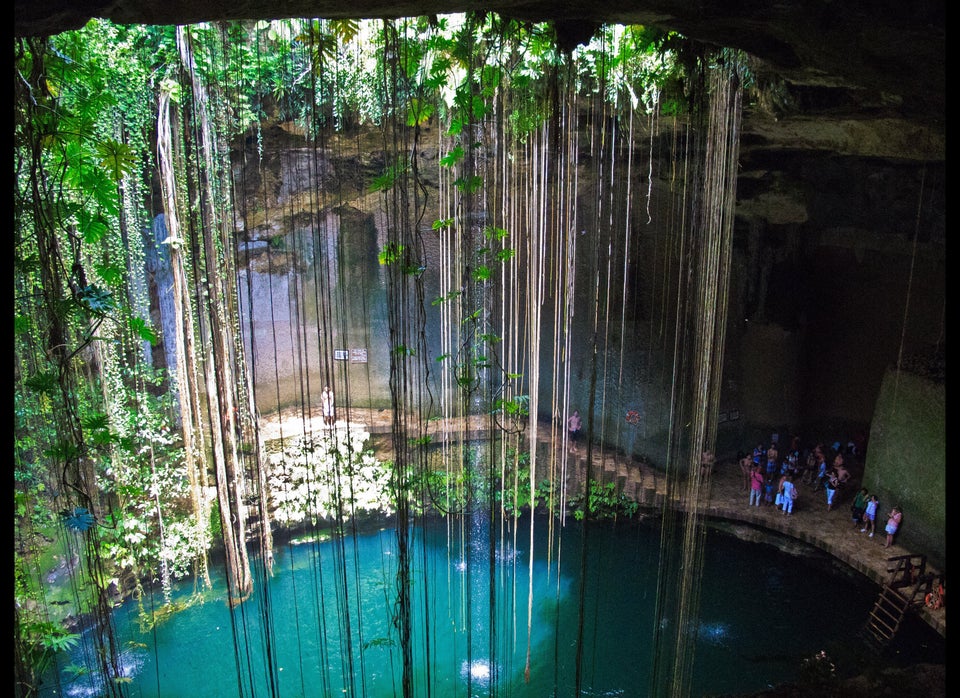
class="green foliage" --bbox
[129,316,158,344]
[431,290,461,306]
[17,619,81,678]
[569,479,640,521]
[14,314,32,335]
[411,460,487,515]
[208,501,222,540]
[75,284,116,317]
[439,146,464,167]
[406,98,435,126]
[453,174,484,193]
[378,242,405,265]
[495,449,554,516]
[472,265,491,282]
[23,371,59,396]
[61,507,96,532]
[95,139,138,182]
[493,394,529,417]
[93,262,124,286]
[12,15,692,674]
[363,636,396,650]
[78,209,110,244]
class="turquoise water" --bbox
[39,514,944,697]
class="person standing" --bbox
[861,494,879,537]
[752,444,765,473]
[776,472,789,510]
[738,451,753,492]
[884,506,903,548]
[749,464,764,507]
[814,452,828,491]
[825,468,839,511]
[766,442,779,477]
[781,475,797,515]
[321,385,335,426]
[851,487,868,528]
[700,450,716,477]
[567,410,582,445]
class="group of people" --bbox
[738,435,903,548]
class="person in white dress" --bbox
[321,386,335,426]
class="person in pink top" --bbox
[884,506,903,548]
[749,464,764,507]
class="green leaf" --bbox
[370,170,395,192]
[439,146,464,167]
[38,627,80,653]
[472,265,491,281]
[330,18,360,44]
[446,118,464,137]
[130,316,158,344]
[24,371,58,395]
[94,262,123,286]
[81,413,110,431]
[370,160,409,193]
[453,175,483,193]
[406,98,434,126]
[483,225,509,240]
[76,284,116,317]
[430,290,461,306]
[95,139,138,182]
[61,507,95,532]
[79,210,109,244]
[45,440,80,461]
[378,242,404,265]
[471,94,488,119]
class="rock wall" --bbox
[226,117,944,488]
[862,369,945,569]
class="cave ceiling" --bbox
[15,0,945,242]
[14,0,945,121]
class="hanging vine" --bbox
[12,14,754,698]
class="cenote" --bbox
[40,513,944,698]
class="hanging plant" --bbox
[61,507,96,532]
